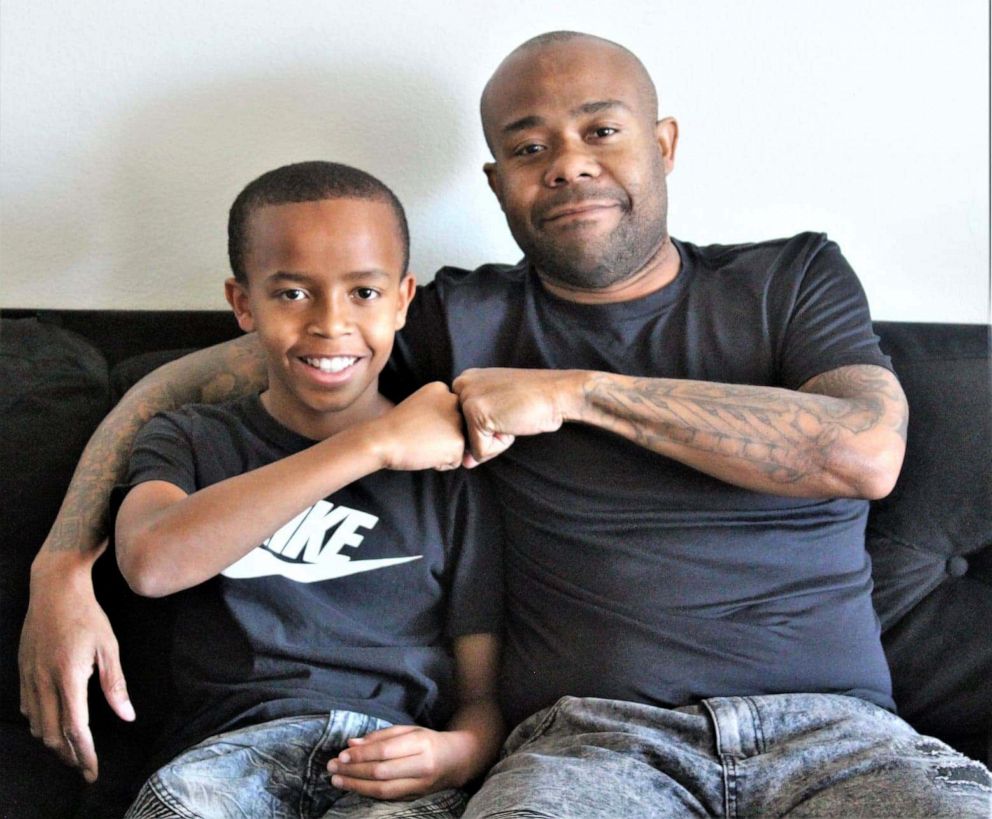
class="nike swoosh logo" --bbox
[222,548,421,583]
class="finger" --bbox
[347,724,420,746]
[38,674,70,762]
[466,426,514,464]
[97,642,136,722]
[18,659,40,734]
[329,772,425,800]
[337,733,425,766]
[58,670,98,782]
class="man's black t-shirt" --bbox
[117,394,502,763]
[389,232,896,727]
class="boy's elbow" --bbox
[116,537,173,598]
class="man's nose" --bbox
[543,138,600,187]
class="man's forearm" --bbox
[35,334,267,559]
[570,364,907,499]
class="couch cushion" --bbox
[869,322,991,758]
[0,318,110,723]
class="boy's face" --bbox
[225,197,414,439]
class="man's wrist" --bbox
[555,369,596,424]
[30,544,103,592]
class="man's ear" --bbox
[483,162,505,211]
[224,277,256,333]
[655,117,679,175]
[393,273,418,330]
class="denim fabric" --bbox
[125,711,467,819]
[464,694,992,818]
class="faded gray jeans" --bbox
[464,694,992,818]
[125,711,467,818]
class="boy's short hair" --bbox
[228,161,410,282]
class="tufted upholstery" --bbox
[0,310,989,817]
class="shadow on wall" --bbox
[8,57,468,307]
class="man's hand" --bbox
[372,382,466,472]
[327,725,469,799]
[18,549,135,783]
[452,368,580,466]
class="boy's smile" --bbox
[226,197,414,440]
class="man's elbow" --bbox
[849,441,906,500]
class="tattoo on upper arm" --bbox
[582,365,907,486]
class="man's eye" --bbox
[591,127,618,139]
[354,287,380,301]
[279,289,307,301]
[514,143,545,157]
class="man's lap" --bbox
[125,712,467,819]
[464,694,992,818]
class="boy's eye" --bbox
[353,287,380,301]
[279,289,308,301]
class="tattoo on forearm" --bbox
[582,365,906,487]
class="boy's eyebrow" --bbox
[500,100,630,136]
[265,269,395,284]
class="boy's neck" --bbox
[259,381,393,441]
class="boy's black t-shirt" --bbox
[389,232,897,727]
[115,393,502,764]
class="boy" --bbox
[114,161,503,818]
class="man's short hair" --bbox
[228,160,410,282]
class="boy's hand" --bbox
[373,382,465,472]
[326,725,467,799]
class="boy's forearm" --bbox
[117,419,388,596]
[443,696,506,785]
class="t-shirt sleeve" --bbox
[442,470,503,639]
[778,238,893,390]
[109,412,197,524]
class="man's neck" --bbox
[537,236,681,305]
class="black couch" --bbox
[2,310,990,818]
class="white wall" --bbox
[1,0,988,322]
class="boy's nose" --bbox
[306,299,353,337]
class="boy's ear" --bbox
[393,273,417,331]
[224,278,256,333]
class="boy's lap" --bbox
[125,712,467,819]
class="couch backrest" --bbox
[869,322,991,762]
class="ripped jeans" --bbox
[464,694,992,818]
[125,711,467,819]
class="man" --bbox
[20,31,991,817]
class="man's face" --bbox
[226,197,414,439]
[483,40,676,293]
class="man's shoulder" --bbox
[679,231,833,272]
[426,260,528,296]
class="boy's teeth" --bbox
[303,356,357,373]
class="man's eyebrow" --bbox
[500,100,631,136]
[572,99,630,117]
[502,115,544,136]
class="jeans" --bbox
[463,694,992,818]
[125,711,467,819]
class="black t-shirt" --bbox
[389,232,896,727]
[117,394,502,763]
